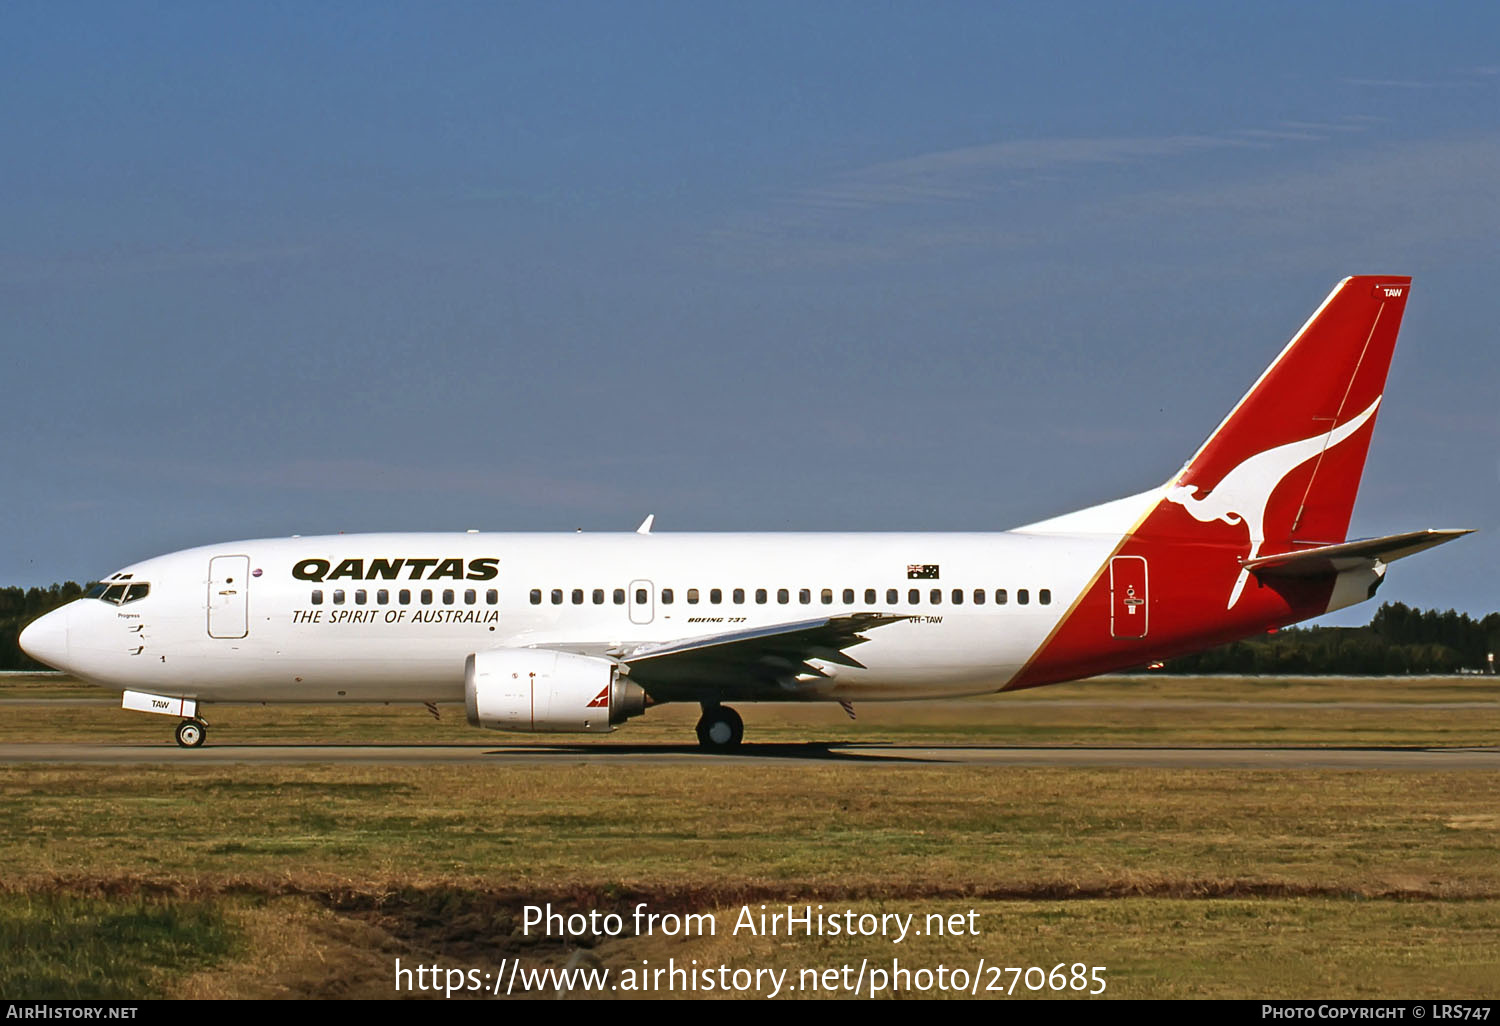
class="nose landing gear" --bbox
[174,718,208,748]
[695,704,743,751]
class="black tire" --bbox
[695,705,743,750]
[175,719,206,748]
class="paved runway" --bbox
[4,698,1494,709]
[1,742,1497,768]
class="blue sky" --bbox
[2,3,1495,623]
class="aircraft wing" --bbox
[1241,529,1473,578]
[620,613,907,699]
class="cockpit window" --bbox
[93,582,150,605]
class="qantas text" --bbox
[292,557,499,583]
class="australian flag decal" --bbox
[906,564,940,579]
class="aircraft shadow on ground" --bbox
[471,741,1495,762]
[480,741,939,763]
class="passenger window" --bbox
[1018,589,1030,605]
[662,589,674,604]
[996,589,1008,605]
[799,589,811,604]
[613,588,625,605]
[973,589,985,605]
[487,589,499,605]
[755,588,767,604]
[464,589,476,605]
[1040,589,1051,605]
[377,589,389,605]
[687,588,699,604]
[887,588,898,604]
[400,589,412,605]
[443,589,455,605]
[951,588,963,604]
[635,588,647,604]
[311,589,323,605]
[530,589,542,605]
[908,589,920,604]
[592,589,605,605]
[842,588,855,604]
[421,589,433,605]
[864,588,876,604]
[710,588,722,604]
[571,589,584,605]
[930,589,942,605]
[333,589,345,605]
[777,588,789,604]
[551,589,563,605]
[354,589,367,605]
[733,588,745,604]
[821,589,833,605]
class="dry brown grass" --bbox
[4,673,1498,999]
[3,672,1498,747]
[3,764,1498,897]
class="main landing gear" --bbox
[175,718,208,748]
[695,703,743,751]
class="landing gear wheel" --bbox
[695,705,743,751]
[175,719,207,748]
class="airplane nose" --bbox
[19,607,70,669]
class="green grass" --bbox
[2,673,1498,747]
[2,674,1498,999]
[3,765,1496,895]
[0,893,237,998]
[606,897,1500,998]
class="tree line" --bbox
[1,585,1495,675]
[1154,602,1499,675]
[0,582,87,670]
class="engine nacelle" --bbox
[464,648,646,733]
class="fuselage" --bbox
[25,529,1107,704]
[18,505,1360,708]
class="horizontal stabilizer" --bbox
[1241,529,1473,578]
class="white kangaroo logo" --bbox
[1164,396,1381,608]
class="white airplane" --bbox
[19,276,1470,750]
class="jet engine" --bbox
[464,649,646,733]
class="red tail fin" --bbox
[1161,276,1410,552]
[1008,277,1416,690]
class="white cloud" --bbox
[1118,136,1500,247]
[706,116,1389,268]
[704,108,1500,275]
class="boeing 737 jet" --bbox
[19,276,1470,749]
